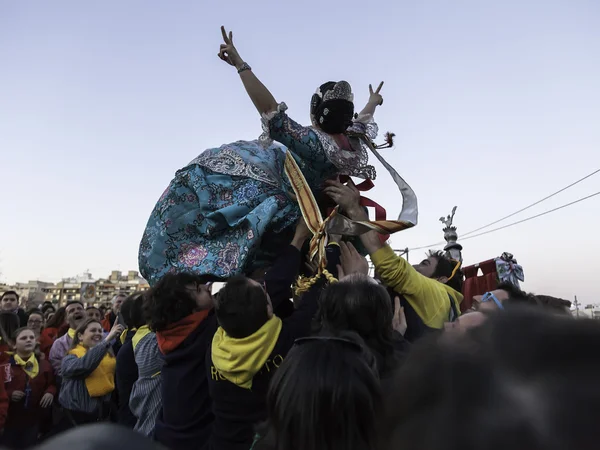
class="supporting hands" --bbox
[336,242,369,279]
[291,217,313,251]
[218,26,244,70]
[324,178,364,219]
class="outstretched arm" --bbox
[218,26,278,115]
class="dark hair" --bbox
[256,331,382,450]
[534,294,572,314]
[26,309,44,323]
[310,81,355,134]
[41,303,56,314]
[429,250,463,292]
[71,318,104,349]
[45,307,67,329]
[215,276,269,338]
[1,291,19,302]
[65,300,84,310]
[0,312,21,345]
[382,307,600,450]
[145,272,209,332]
[313,274,396,376]
[121,292,145,329]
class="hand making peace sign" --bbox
[218,26,244,69]
[368,81,384,106]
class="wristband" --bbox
[237,62,251,74]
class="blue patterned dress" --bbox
[138,104,377,286]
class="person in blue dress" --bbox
[139,26,385,286]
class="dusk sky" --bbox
[1,1,599,304]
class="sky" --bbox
[1,1,599,304]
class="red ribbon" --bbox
[330,177,390,244]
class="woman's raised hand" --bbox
[218,26,243,69]
[106,322,125,343]
[368,82,384,106]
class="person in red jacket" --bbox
[39,307,67,360]
[0,362,8,431]
[2,328,56,448]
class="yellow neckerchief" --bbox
[67,328,77,339]
[132,325,152,351]
[69,344,116,397]
[120,327,136,345]
[14,353,40,379]
[211,316,282,389]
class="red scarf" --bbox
[156,310,210,354]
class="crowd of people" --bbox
[2,26,598,450]
[1,195,598,449]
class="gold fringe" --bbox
[293,268,338,296]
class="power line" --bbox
[461,168,600,237]
[408,190,600,251]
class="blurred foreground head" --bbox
[383,307,600,450]
[256,332,382,450]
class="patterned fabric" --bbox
[139,106,376,285]
[130,332,163,437]
[495,255,525,288]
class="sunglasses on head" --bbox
[481,291,504,310]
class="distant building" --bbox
[0,270,150,307]
[573,305,600,320]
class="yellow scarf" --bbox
[132,325,152,351]
[67,328,76,339]
[212,316,282,389]
[14,353,39,379]
[69,344,116,397]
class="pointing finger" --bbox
[376,81,384,93]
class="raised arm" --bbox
[61,341,111,379]
[357,82,384,119]
[218,26,278,116]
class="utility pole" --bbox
[573,295,580,318]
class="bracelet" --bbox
[237,62,251,74]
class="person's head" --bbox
[65,301,86,329]
[1,291,19,312]
[0,312,21,346]
[314,273,395,375]
[13,327,37,356]
[534,294,572,315]
[472,282,531,313]
[310,81,355,134]
[121,292,146,329]
[145,273,213,332]
[72,319,104,349]
[45,307,67,329]
[412,251,463,292]
[256,332,382,450]
[42,303,56,320]
[26,309,44,335]
[111,293,127,315]
[86,307,102,322]
[215,276,272,338]
[98,305,107,318]
[383,307,600,450]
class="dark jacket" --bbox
[5,355,56,429]
[207,245,327,450]
[116,336,138,428]
[154,311,218,450]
